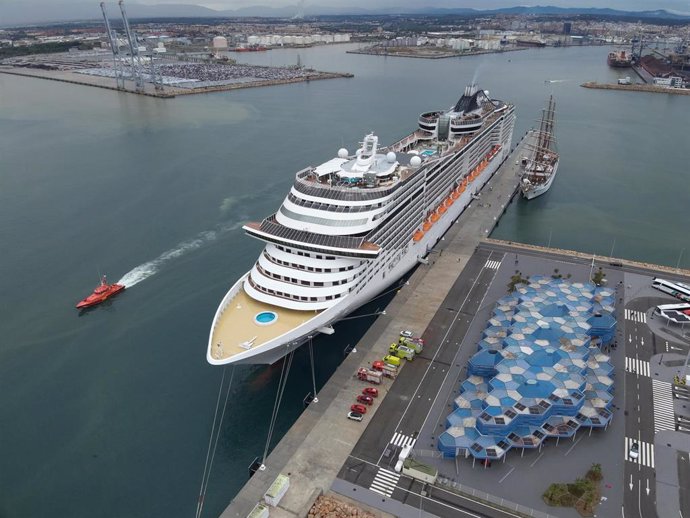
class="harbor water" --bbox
[0,44,688,518]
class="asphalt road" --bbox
[622,295,689,518]
[338,247,518,517]
[338,240,690,518]
[623,298,658,518]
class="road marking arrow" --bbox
[629,335,632,343]
[629,474,634,491]
[646,479,650,496]
[641,337,645,346]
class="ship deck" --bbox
[210,288,321,361]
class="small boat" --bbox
[76,275,125,309]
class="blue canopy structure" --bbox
[438,276,616,460]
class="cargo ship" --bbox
[607,50,632,68]
[207,84,515,365]
[520,96,559,200]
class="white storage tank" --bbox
[212,36,228,49]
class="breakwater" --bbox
[0,67,353,98]
[581,81,690,96]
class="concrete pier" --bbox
[581,81,690,96]
[0,67,353,98]
[220,131,536,518]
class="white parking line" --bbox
[625,357,650,377]
[625,437,654,468]
[369,467,400,497]
[652,379,676,432]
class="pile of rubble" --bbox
[308,495,375,518]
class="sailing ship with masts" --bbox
[520,96,559,200]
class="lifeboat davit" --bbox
[413,230,425,242]
[76,275,125,309]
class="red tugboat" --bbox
[76,275,125,309]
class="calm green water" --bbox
[0,44,687,518]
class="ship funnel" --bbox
[352,133,378,171]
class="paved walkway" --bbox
[220,131,535,518]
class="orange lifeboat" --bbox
[438,205,447,214]
[431,213,440,223]
[445,197,454,206]
[451,191,460,200]
[423,220,432,231]
[413,230,425,242]
[458,185,466,193]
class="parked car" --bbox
[351,404,367,414]
[347,411,363,422]
[400,330,414,338]
[629,442,639,460]
[356,395,374,405]
[363,387,379,398]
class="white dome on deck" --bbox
[410,156,422,167]
[338,148,348,158]
[386,152,396,163]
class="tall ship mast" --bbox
[520,95,559,200]
[207,85,515,365]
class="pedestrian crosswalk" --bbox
[652,379,676,432]
[484,259,501,270]
[390,432,417,448]
[369,467,400,497]
[624,309,647,323]
[625,357,650,377]
[625,437,655,468]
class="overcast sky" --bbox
[161,0,681,10]
[2,0,690,27]
[5,0,690,10]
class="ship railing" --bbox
[211,275,247,334]
[293,165,421,202]
[381,130,429,153]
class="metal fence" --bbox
[434,475,559,518]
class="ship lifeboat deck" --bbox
[210,288,321,362]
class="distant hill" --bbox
[1,2,689,28]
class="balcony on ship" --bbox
[243,218,381,259]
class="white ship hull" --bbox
[207,85,515,365]
[207,149,508,365]
[521,161,558,200]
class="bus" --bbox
[653,302,690,324]
[652,278,690,303]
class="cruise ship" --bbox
[520,96,558,200]
[207,85,515,365]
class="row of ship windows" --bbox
[287,192,385,213]
[257,264,355,287]
[249,277,347,302]
[265,252,357,273]
[275,245,338,261]
[279,206,369,227]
